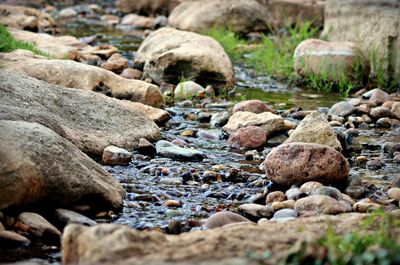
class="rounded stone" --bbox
[388,188,400,200]
[227,126,267,150]
[266,191,286,204]
[233,100,273,114]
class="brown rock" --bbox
[227,126,267,150]
[264,143,350,186]
[295,195,352,216]
[17,212,61,240]
[391,102,400,119]
[353,198,382,213]
[238,204,274,221]
[233,100,273,114]
[81,44,118,59]
[116,0,180,16]
[299,181,324,195]
[163,200,181,207]
[137,138,157,156]
[102,146,132,166]
[101,53,129,74]
[369,106,393,120]
[119,101,170,124]
[203,211,251,230]
[120,68,143,80]
[266,191,286,204]
[121,14,155,29]
[0,230,30,248]
[271,200,295,211]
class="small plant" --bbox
[206,27,246,61]
[0,25,49,57]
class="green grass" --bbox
[207,27,247,61]
[0,25,49,57]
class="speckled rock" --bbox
[300,181,324,195]
[102,146,132,166]
[227,126,267,150]
[266,191,286,204]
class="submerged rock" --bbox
[156,140,205,161]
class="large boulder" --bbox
[294,39,369,83]
[133,27,234,91]
[0,120,125,211]
[322,0,400,78]
[0,50,164,107]
[0,70,161,156]
[284,111,342,151]
[0,4,56,32]
[116,0,180,16]
[168,0,269,34]
[263,143,350,186]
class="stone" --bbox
[313,186,342,200]
[156,140,205,161]
[81,45,118,59]
[294,39,369,83]
[101,53,129,74]
[163,200,181,207]
[59,7,77,18]
[233,100,273,114]
[116,0,180,16]
[159,177,183,185]
[0,121,125,212]
[264,143,350,186]
[238,204,274,221]
[0,231,30,248]
[366,89,390,106]
[285,187,302,200]
[174,81,205,100]
[0,71,161,157]
[223,111,286,136]
[300,181,324,195]
[388,188,400,200]
[120,68,143,80]
[133,27,234,91]
[322,0,400,78]
[137,138,157,156]
[270,208,298,220]
[119,101,170,124]
[329,101,356,117]
[168,0,269,34]
[294,195,352,216]
[271,200,295,211]
[366,157,384,170]
[353,199,382,213]
[210,111,230,127]
[391,102,400,119]
[266,191,286,204]
[101,15,120,25]
[55,209,97,227]
[203,211,251,229]
[0,50,164,107]
[227,126,267,150]
[0,4,56,32]
[17,212,61,240]
[102,146,132,166]
[369,106,393,120]
[121,14,155,29]
[284,111,342,151]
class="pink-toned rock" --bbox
[391,102,400,120]
[368,89,390,106]
[233,100,273,114]
[101,53,128,74]
[294,195,352,216]
[227,126,266,150]
[264,143,350,186]
[120,68,143,80]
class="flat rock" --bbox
[285,111,342,151]
[156,140,205,161]
[0,230,30,248]
[119,101,170,124]
[264,143,350,186]
[0,70,161,156]
[227,126,267,150]
[17,212,61,240]
[329,101,356,117]
[55,209,97,227]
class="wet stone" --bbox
[238,204,274,221]
[312,186,343,200]
[366,157,384,170]
[329,101,355,117]
[156,140,205,161]
[370,106,393,120]
[0,231,30,248]
[271,208,298,220]
[137,138,157,157]
[210,111,230,128]
[55,209,96,227]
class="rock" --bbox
[121,14,155,29]
[102,146,132,166]
[322,0,400,78]
[156,140,205,161]
[163,200,181,207]
[353,199,382,213]
[284,111,342,151]
[203,211,251,229]
[300,181,324,195]
[329,101,356,117]
[391,102,400,119]
[271,200,295,211]
[0,121,125,212]
[313,186,342,200]
[0,70,161,156]
[0,231,30,248]
[264,143,350,186]
[238,204,274,221]
[0,4,55,32]
[17,212,61,241]
[285,187,302,200]
[119,101,170,124]
[294,195,351,216]
[366,157,384,170]
[267,133,288,147]
[223,111,286,136]
[210,111,230,127]
[1,50,164,107]
[266,191,286,204]
[168,0,269,34]
[233,100,273,114]
[159,177,183,185]
[9,28,82,60]
[388,188,400,200]
[116,0,180,16]
[81,45,119,59]
[227,126,267,150]
[101,15,120,26]
[133,27,234,91]
[370,106,393,120]
[101,53,129,74]
[137,138,157,156]
[174,81,205,100]
[55,209,97,227]
[294,39,369,83]
[59,7,77,18]
[270,208,298,220]
[366,89,390,106]
[120,68,143,80]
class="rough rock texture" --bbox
[102,146,132,166]
[116,0,180,16]
[322,0,400,78]
[9,28,83,60]
[233,100,273,114]
[285,111,342,151]
[168,0,269,34]
[223,111,286,135]
[264,143,350,186]
[61,213,381,265]
[100,53,129,74]
[17,212,61,239]
[329,101,356,117]
[0,50,164,107]
[227,126,267,150]
[0,70,161,156]
[133,28,234,91]
[294,195,352,216]
[0,120,125,211]
[294,39,369,82]
[0,4,56,32]
[119,101,171,124]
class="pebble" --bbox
[270,208,298,220]
[266,191,285,204]
[210,111,230,127]
[156,140,205,161]
[102,145,132,166]
[294,195,352,216]
[238,204,274,221]
[329,101,355,117]
[203,211,251,229]
[163,200,182,207]
[366,157,384,170]
[388,188,400,200]
[285,187,302,200]
[55,209,96,227]
[271,200,295,211]
[353,198,382,213]
[137,138,156,157]
[300,181,324,195]
[313,186,342,200]
[159,177,183,185]
[0,231,30,248]
[17,212,61,242]
[369,106,393,120]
